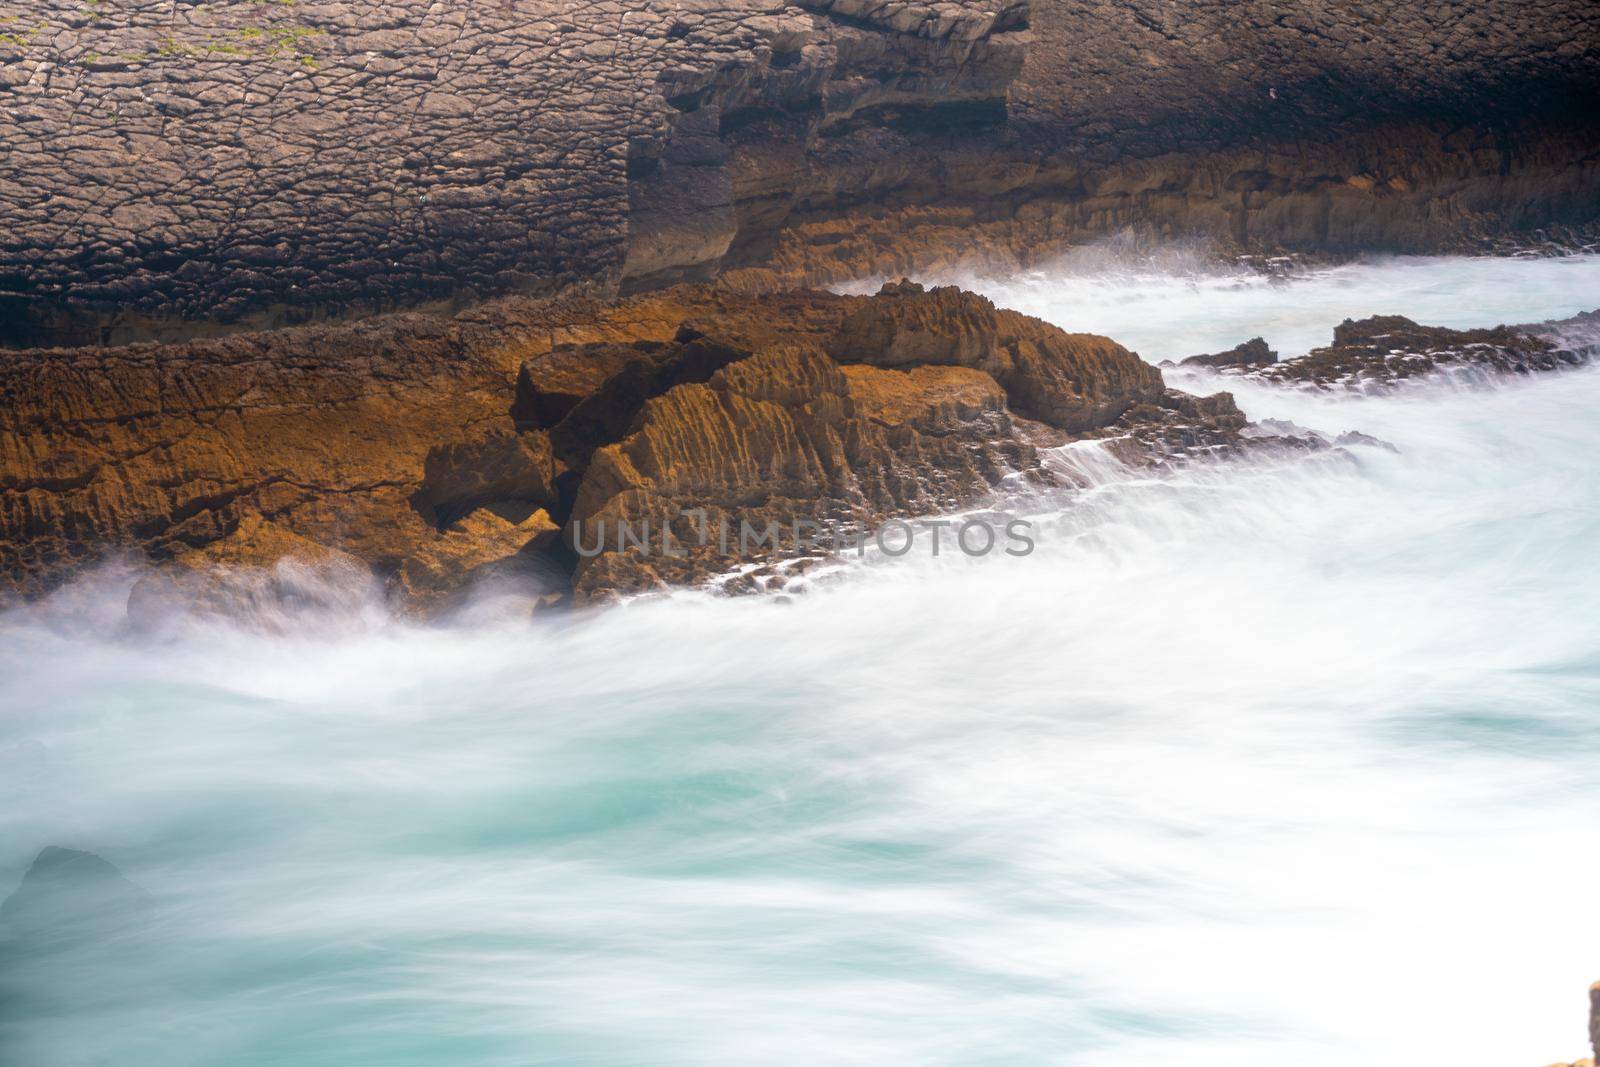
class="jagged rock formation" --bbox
[2,0,1596,345]
[14,281,1587,609]
[0,281,1219,608]
[0,300,550,595]
[1188,313,1599,389]
[1178,337,1278,369]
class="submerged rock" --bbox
[1,848,151,952]
[126,515,382,632]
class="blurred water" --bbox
[1,255,1597,1066]
[954,248,1600,362]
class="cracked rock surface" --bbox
[2,0,1595,344]
[0,0,1026,342]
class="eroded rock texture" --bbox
[0,0,1027,344]
[0,281,1195,608]
[732,0,1600,289]
[2,0,1596,344]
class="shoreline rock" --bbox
[1177,337,1279,370]
[1179,310,1600,391]
[0,280,1212,610]
[6,280,1591,611]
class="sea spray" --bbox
[2,255,1598,1067]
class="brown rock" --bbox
[392,507,561,610]
[568,342,1044,598]
[841,364,1007,431]
[539,333,752,467]
[511,342,675,432]
[0,279,1240,606]
[126,515,378,630]
[1251,315,1585,389]
[828,281,1164,432]
[411,429,557,529]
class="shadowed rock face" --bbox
[1011,0,1599,156]
[0,0,1027,345]
[2,0,1596,345]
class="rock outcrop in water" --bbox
[1180,311,1600,390]
[0,847,150,951]
[1178,337,1279,370]
[2,0,1596,346]
[0,281,1218,608]
[21,279,1586,609]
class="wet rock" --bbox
[391,507,562,610]
[1094,388,1259,464]
[567,341,1047,598]
[1249,315,1589,389]
[1332,430,1400,452]
[1180,337,1278,369]
[411,430,558,529]
[828,281,1164,432]
[0,278,1359,605]
[126,515,381,632]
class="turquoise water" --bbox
[1,256,1598,1066]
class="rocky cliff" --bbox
[2,0,1596,345]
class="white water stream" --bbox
[2,253,1597,1066]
